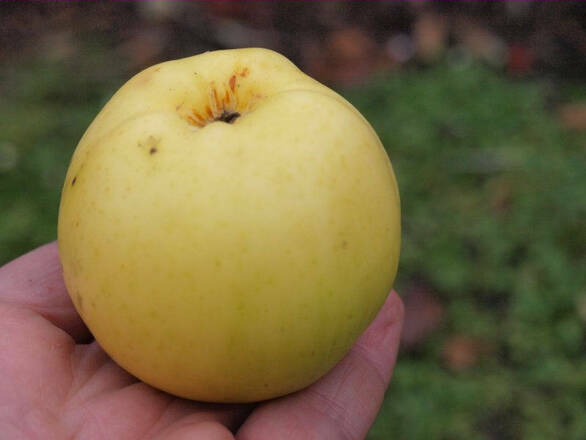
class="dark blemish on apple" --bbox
[145,135,161,154]
[71,176,77,186]
[229,74,236,92]
[216,110,240,124]
[175,101,184,111]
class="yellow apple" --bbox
[58,48,400,403]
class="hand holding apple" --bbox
[57,48,401,402]
[0,243,403,438]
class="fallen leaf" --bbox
[577,292,586,323]
[558,103,586,131]
[117,28,168,70]
[305,27,379,86]
[414,13,448,63]
[442,335,491,372]
[454,21,506,66]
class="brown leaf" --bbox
[454,21,506,66]
[414,13,448,63]
[400,285,444,349]
[442,335,491,372]
[117,29,168,71]
[305,27,379,86]
[558,103,586,131]
[577,292,586,323]
[486,177,513,215]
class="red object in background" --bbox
[507,44,535,75]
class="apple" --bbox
[58,48,400,403]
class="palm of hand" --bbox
[0,243,403,440]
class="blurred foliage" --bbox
[0,47,126,263]
[1,48,585,440]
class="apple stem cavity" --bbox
[216,110,240,124]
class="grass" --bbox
[1,51,585,439]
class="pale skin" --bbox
[0,242,404,440]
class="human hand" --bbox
[0,243,403,439]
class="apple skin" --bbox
[58,48,400,403]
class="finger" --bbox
[149,400,253,440]
[0,242,90,342]
[236,290,404,440]
[66,375,253,440]
[161,421,235,440]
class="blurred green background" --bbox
[1,2,585,439]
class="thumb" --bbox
[158,420,235,440]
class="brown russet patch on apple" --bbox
[229,74,236,92]
[175,101,184,111]
[240,67,250,77]
[205,105,213,119]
